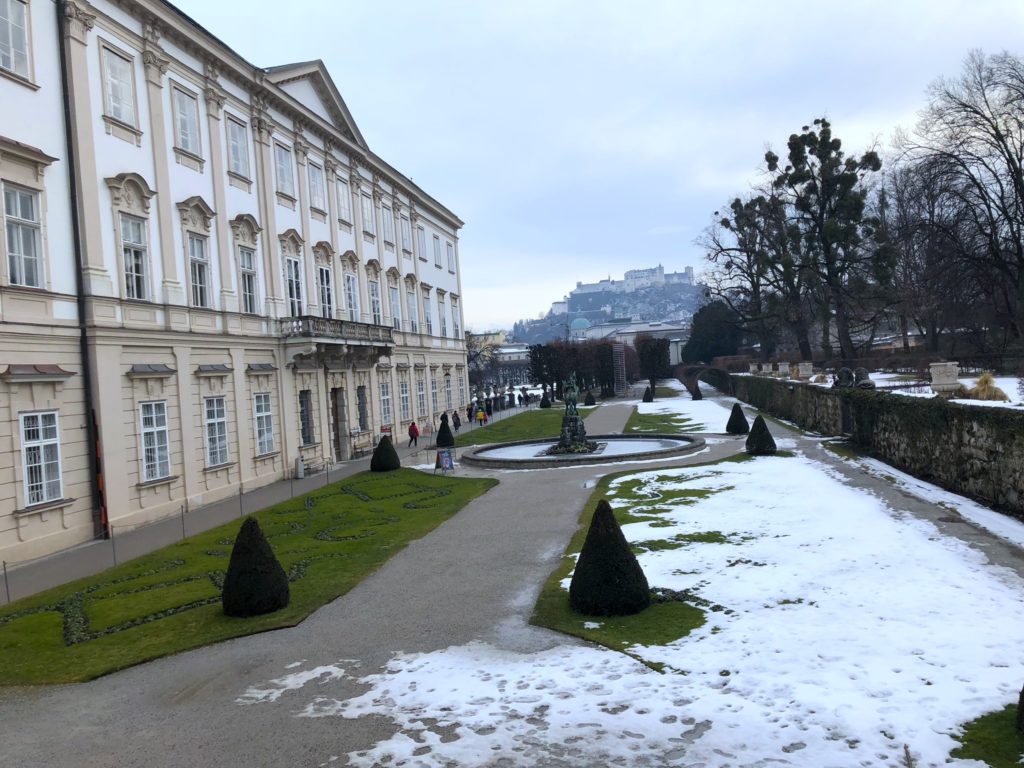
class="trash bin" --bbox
[295,456,305,479]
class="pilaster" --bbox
[251,98,282,316]
[204,62,235,312]
[293,127,318,316]
[62,1,113,296]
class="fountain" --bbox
[460,373,705,469]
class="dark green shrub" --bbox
[222,517,290,617]
[745,414,777,455]
[540,393,551,408]
[584,391,596,406]
[370,435,401,471]
[725,403,749,435]
[569,499,651,617]
[436,413,455,448]
[642,386,653,403]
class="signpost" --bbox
[435,448,454,474]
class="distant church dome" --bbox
[570,318,591,331]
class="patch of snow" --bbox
[238,453,1024,766]
[236,664,347,705]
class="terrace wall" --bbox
[725,374,1024,518]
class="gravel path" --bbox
[1,397,1021,767]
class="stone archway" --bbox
[676,364,732,400]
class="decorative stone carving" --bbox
[176,196,216,231]
[63,1,96,42]
[930,362,961,396]
[106,173,156,214]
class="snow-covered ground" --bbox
[236,390,1024,767]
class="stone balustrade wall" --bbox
[724,374,1024,517]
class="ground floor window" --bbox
[203,396,228,466]
[299,389,314,445]
[254,393,275,455]
[445,376,453,409]
[458,376,466,407]
[400,379,411,421]
[356,385,369,432]
[380,381,392,425]
[430,374,438,414]
[20,411,61,505]
[140,401,170,481]
[416,376,426,417]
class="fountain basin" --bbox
[459,433,705,469]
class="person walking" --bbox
[407,420,420,447]
[452,411,461,433]
[476,407,486,426]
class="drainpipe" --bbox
[57,0,108,538]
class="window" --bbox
[446,241,455,271]
[381,204,394,243]
[308,163,326,211]
[337,177,351,222]
[0,0,29,78]
[458,376,465,407]
[400,215,412,252]
[445,376,453,409]
[344,272,359,322]
[406,290,418,333]
[5,185,40,287]
[399,379,410,421]
[380,380,392,424]
[430,374,438,413]
[299,389,314,445]
[226,117,249,177]
[120,214,147,300]
[140,401,170,482]
[204,396,228,467]
[102,46,136,126]
[451,299,461,339]
[438,295,448,338]
[318,266,333,318]
[239,246,257,314]
[188,233,210,307]
[172,86,201,156]
[422,292,433,335]
[285,256,302,317]
[254,392,274,454]
[433,234,441,267]
[369,280,382,325]
[274,144,295,198]
[416,375,426,416]
[416,225,426,260]
[389,285,401,330]
[360,193,375,235]
[356,385,368,431]
[20,411,61,505]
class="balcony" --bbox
[279,316,394,345]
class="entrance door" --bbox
[330,387,350,461]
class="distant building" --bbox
[572,264,694,297]
[583,320,690,365]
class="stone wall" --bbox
[726,374,1024,518]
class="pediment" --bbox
[264,60,366,149]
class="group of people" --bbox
[406,410,463,447]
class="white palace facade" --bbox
[0,0,468,561]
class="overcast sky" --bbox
[176,0,1024,331]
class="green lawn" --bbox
[624,408,702,434]
[951,705,1024,767]
[455,407,593,447]
[0,468,496,684]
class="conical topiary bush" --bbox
[436,412,455,448]
[584,391,596,406]
[370,434,401,471]
[222,517,290,617]
[745,414,777,455]
[569,499,651,617]
[725,403,750,435]
[540,393,551,408]
[642,386,653,403]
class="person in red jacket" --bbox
[408,420,420,447]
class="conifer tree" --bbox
[745,414,777,455]
[726,403,750,435]
[569,499,650,616]
[436,412,455,448]
[222,517,290,617]
[370,435,401,471]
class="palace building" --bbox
[0,0,467,561]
